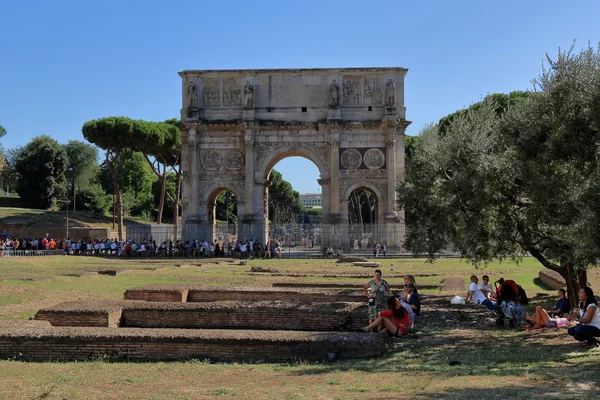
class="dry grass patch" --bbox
[1,256,600,399]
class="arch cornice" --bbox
[184,119,411,132]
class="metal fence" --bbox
[0,249,64,257]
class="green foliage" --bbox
[404,135,422,165]
[76,184,111,214]
[63,140,100,191]
[215,190,238,222]
[0,124,6,139]
[348,188,377,224]
[0,146,22,194]
[302,208,322,224]
[15,136,68,209]
[152,172,179,221]
[118,151,155,217]
[98,151,154,217]
[268,170,303,224]
[399,42,600,296]
[82,117,136,153]
[63,140,109,213]
[437,90,531,135]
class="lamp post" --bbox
[67,167,73,239]
[225,191,235,248]
[72,170,76,212]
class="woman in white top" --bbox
[567,286,600,348]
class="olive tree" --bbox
[399,43,600,305]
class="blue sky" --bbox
[1,0,598,194]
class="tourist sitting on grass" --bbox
[398,275,418,301]
[400,297,415,329]
[478,275,495,300]
[566,286,600,348]
[525,289,570,328]
[362,297,410,338]
[364,269,392,327]
[405,282,421,317]
[466,275,497,311]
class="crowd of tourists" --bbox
[0,237,288,259]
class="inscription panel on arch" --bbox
[339,147,387,170]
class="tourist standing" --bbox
[364,269,392,328]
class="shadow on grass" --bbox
[285,298,600,394]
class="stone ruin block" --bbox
[538,270,566,289]
[0,321,386,362]
[123,284,365,303]
[35,301,124,327]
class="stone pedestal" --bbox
[327,107,341,121]
[243,108,255,120]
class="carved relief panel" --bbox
[363,76,383,105]
[342,76,361,105]
[340,149,362,169]
[202,78,221,107]
[223,150,245,171]
[339,148,386,170]
[199,149,245,180]
[222,78,242,106]
[201,150,222,170]
[363,149,385,169]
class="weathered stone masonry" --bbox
[179,68,411,249]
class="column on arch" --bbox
[239,128,255,242]
[181,125,202,240]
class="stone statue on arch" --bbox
[244,81,254,109]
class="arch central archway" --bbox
[263,155,323,252]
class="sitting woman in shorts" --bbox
[362,297,410,338]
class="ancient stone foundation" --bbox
[123,284,364,303]
[0,321,384,362]
[35,300,367,331]
[0,286,384,362]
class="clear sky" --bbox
[1,0,598,194]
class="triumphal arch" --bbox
[179,68,410,250]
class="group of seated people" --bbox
[466,274,600,348]
[358,270,600,348]
[360,270,421,338]
[526,286,600,348]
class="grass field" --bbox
[1,256,599,399]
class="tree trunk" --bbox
[142,155,167,225]
[557,263,588,308]
[106,163,123,240]
[156,171,166,224]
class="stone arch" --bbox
[258,146,328,181]
[341,181,384,205]
[205,186,241,245]
[343,182,385,249]
[259,149,327,230]
[199,182,245,210]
